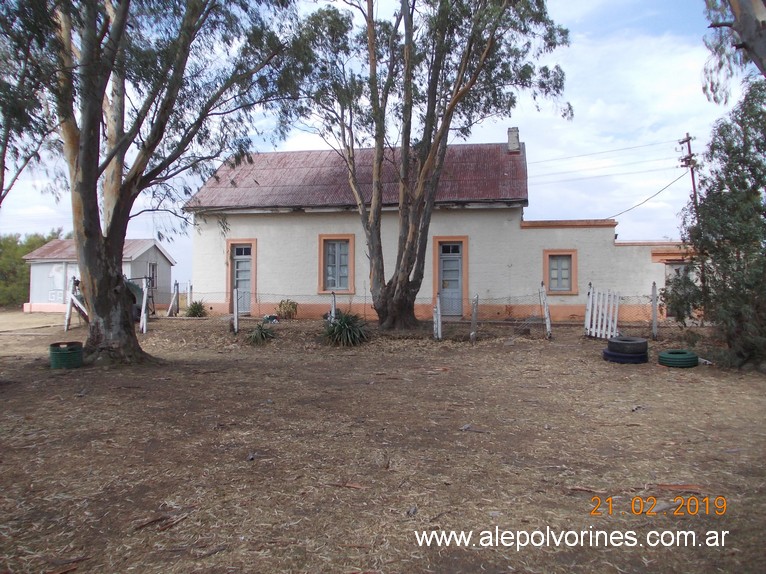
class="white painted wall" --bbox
[191,207,676,315]
[28,261,80,304]
[26,246,175,310]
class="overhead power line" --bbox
[527,139,679,165]
[607,171,689,219]
[528,156,677,179]
[528,166,682,186]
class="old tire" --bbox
[658,349,698,368]
[607,336,648,355]
[602,349,649,364]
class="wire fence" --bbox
[146,283,669,341]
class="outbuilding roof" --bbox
[186,141,528,212]
[23,239,177,265]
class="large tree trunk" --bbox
[62,1,146,364]
[78,239,147,362]
[374,279,420,330]
[71,164,147,363]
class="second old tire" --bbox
[607,336,648,355]
[658,349,699,368]
[602,349,649,364]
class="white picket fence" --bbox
[584,283,620,339]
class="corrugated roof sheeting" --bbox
[23,239,174,264]
[188,142,527,210]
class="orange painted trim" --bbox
[432,236,469,315]
[317,234,355,294]
[649,246,691,264]
[543,249,578,296]
[226,239,257,313]
[521,219,617,229]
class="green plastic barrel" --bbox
[50,341,84,369]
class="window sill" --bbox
[318,289,355,295]
[547,289,579,296]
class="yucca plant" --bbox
[246,322,276,345]
[185,300,207,317]
[324,311,369,346]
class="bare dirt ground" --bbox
[1,313,764,574]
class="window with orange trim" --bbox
[318,234,355,293]
[543,249,578,295]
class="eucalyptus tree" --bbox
[666,80,766,364]
[302,0,570,328]
[47,0,307,361]
[704,0,766,102]
[0,0,58,209]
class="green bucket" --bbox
[50,341,84,369]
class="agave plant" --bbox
[246,322,276,345]
[324,311,369,346]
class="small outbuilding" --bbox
[22,239,176,313]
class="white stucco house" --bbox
[23,239,176,313]
[186,129,688,321]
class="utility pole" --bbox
[678,133,706,318]
[678,133,698,215]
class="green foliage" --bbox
[0,229,63,306]
[0,0,59,207]
[185,301,208,318]
[276,299,298,319]
[661,271,702,325]
[245,322,276,346]
[324,311,369,347]
[666,80,766,364]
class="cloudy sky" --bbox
[0,0,744,283]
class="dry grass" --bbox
[0,318,764,573]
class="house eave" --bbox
[187,199,527,216]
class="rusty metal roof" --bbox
[24,239,176,265]
[187,142,528,211]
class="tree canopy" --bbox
[300,0,570,328]
[23,0,309,361]
[0,0,58,208]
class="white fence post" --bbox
[651,281,658,340]
[64,276,75,331]
[167,281,179,317]
[584,282,593,336]
[433,293,442,341]
[538,282,552,339]
[140,277,149,334]
[233,288,239,334]
[187,282,193,308]
[470,294,479,344]
[330,291,337,321]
